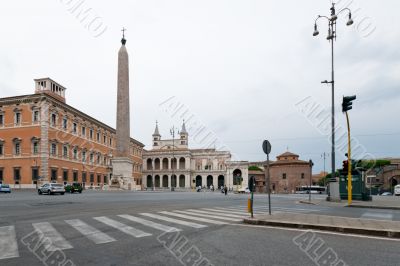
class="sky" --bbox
[1,0,399,173]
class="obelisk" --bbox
[112,29,134,190]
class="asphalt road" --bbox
[0,190,399,266]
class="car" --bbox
[64,183,83,193]
[380,192,392,196]
[395,185,400,196]
[38,183,65,195]
[238,187,250,194]
[0,184,11,193]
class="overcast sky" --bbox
[1,0,399,173]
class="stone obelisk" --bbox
[111,30,134,190]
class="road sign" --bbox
[262,140,271,155]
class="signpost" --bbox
[262,140,272,215]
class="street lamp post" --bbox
[309,159,314,203]
[170,126,179,190]
[313,2,353,198]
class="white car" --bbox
[238,187,251,193]
[38,183,65,195]
[394,185,400,196]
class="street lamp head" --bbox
[313,24,319,36]
[346,13,354,26]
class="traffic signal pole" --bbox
[345,112,352,205]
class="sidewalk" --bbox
[298,196,400,210]
[243,212,400,238]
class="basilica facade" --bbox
[142,122,249,190]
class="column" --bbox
[168,175,171,188]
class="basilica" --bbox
[142,122,249,190]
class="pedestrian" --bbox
[224,185,227,195]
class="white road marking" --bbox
[200,208,249,219]
[32,222,73,251]
[189,209,248,218]
[209,207,250,215]
[361,212,393,221]
[65,219,116,244]
[93,217,151,238]
[160,211,227,225]
[118,214,181,232]
[0,226,19,260]
[140,213,207,229]
[174,210,242,222]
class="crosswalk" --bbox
[0,205,321,261]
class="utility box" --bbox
[339,171,371,201]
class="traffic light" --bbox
[248,176,256,192]
[343,160,349,172]
[342,95,356,112]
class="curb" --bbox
[243,218,400,239]
[346,205,400,211]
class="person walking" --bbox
[224,185,227,196]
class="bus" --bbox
[295,186,327,194]
[395,185,400,196]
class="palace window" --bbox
[32,141,39,155]
[51,169,57,181]
[82,126,86,137]
[82,150,87,163]
[109,138,112,146]
[14,141,21,155]
[33,110,40,123]
[51,113,57,127]
[103,135,107,144]
[73,122,77,134]
[15,112,21,125]
[63,170,68,182]
[89,129,93,140]
[0,142,4,156]
[32,168,39,181]
[96,132,100,142]
[282,173,287,179]
[90,173,94,183]
[73,148,78,160]
[97,153,101,164]
[82,172,87,183]
[90,152,94,164]
[63,118,68,130]
[301,173,305,179]
[73,171,78,182]
[63,146,68,158]
[0,168,3,183]
[97,174,101,184]
[14,168,21,181]
[0,113,4,126]
[51,143,57,156]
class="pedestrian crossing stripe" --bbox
[0,226,19,260]
[140,213,207,229]
[174,210,243,222]
[93,216,152,238]
[118,214,181,232]
[159,211,227,225]
[32,222,73,251]
[65,219,116,244]
[190,209,248,219]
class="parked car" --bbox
[380,192,392,196]
[64,183,83,193]
[0,184,11,193]
[395,185,400,196]
[238,187,250,194]
[38,183,65,195]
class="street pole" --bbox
[267,153,271,215]
[309,159,314,203]
[313,3,354,200]
[345,112,352,205]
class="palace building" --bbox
[142,122,249,190]
[0,78,144,188]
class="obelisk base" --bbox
[111,157,135,190]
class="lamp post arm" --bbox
[337,7,351,16]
